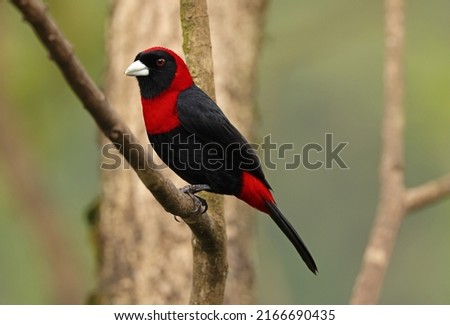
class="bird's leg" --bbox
[181,184,212,194]
[180,184,211,214]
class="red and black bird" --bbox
[125,47,317,274]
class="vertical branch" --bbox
[351,0,405,304]
[180,0,227,305]
[180,0,215,100]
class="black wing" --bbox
[177,85,270,189]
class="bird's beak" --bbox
[125,60,149,76]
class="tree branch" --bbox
[180,0,227,305]
[351,0,450,304]
[180,0,216,100]
[350,0,406,304]
[406,174,450,212]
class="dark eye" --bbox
[156,58,166,67]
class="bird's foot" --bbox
[180,184,212,194]
[180,184,211,214]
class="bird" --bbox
[125,46,318,274]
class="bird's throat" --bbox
[141,92,181,135]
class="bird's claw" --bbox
[194,195,208,214]
[184,190,208,214]
[180,184,210,214]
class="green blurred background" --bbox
[1,0,449,304]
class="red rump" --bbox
[238,171,275,213]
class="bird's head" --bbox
[125,47,193,99]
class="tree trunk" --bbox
[94,0,267,304]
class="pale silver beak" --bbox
[125,60,149,76]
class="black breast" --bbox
[148,127,244,195]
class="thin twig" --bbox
[406,174,450,212]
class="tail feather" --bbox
[266,201,318,274]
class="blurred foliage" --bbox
[0,0,449,304]
[0,0,106,304]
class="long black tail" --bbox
[266,201,318,274]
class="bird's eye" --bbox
[156,58,166,67]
